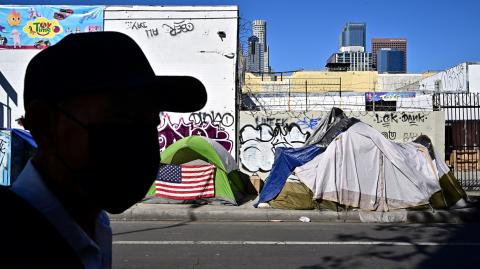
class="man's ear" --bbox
[24,101,57,149]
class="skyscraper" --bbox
[371,38,407,72]
[339,22,366,50]
[376,48,405,73]
[246,36,262,73]
[327,22,372,71]
[246,19,270,73]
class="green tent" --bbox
[151,136,249,205]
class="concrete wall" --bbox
[418,63,469,92]
[468,64,480,93]
[243,70,378,93]
[238,110,445,179]
[377,73,423,91]
[105,6,239,153]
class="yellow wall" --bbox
[243,71,378,93]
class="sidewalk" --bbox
[110,196,480,224]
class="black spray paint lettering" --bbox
[162,21,194,37]
[239,123,310,173]
[375,113,398,127]
[255,117,288,127]
[145,28,159,38]
[381,131,397,140]
[125,21,148,30]
[189,112,235,127]
[375,112,427,127]
[400,113,426,126]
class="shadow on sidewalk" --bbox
[112,204,205,236]
[298,209,480,269]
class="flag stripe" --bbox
[155,187,215,194]
[157,175,213,182]
[182,167,215,172]
[155,181,214,189]
[156,180,214,187]
[156,190,215,199]
[156,164,215,200]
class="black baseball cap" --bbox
[24,31,207,112]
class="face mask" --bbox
[54,106,160,214]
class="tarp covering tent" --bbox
[150,136,250,205]
[256,145,324,206]
[411,135,468,209]
[295,122,446,211]
[304,107,359,147]
[1,129,37,186]
[257,108,468,211]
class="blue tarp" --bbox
[256,145,324,206]
[12,129,37,148]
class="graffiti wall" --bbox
[104,6,238,153]
[418,63,468,92]
[0,130,11,186]
[239,111,445,178]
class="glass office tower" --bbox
[339,22,366,48]
[377,48,406,73]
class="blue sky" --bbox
[5,0,480,73]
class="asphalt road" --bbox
[112,221,480,269]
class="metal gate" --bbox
[434,93,480,190]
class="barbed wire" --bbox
[241,87,480,119]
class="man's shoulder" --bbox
[0,186,42,220]
[0,187,85,269]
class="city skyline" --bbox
[6,0,480,73]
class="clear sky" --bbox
[5,0,480,73]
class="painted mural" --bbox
[0,6,104,49]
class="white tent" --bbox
[294,122,442,211]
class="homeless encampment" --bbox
[146,136,253,205]
[259,108,468,211]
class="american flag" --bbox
[155,164,215,200]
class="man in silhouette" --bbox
[0,31,206,268]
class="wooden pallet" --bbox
[450,149,480,171]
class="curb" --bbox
[109,203,480,223]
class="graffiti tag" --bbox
[381,130,397,140]
[158,114,233,152]
[297,116,320,129]
[239,123,310,172]
[162,21,194,37]
[375,112,427,127]
[254,117,288,126]
[145,28,159,38]
[441,64,466,92]
[125,21,148,30]
[189,111,235,127]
